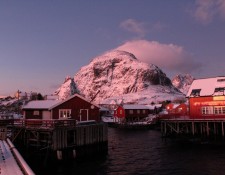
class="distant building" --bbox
[114,104,149,122]
[165,103,188,115]
[22,94,100,121]
[186,76,225,119]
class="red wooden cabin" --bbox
[186,76,225,119]
[22,94,100,122]
[114,104,149,122]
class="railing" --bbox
[7,119,77,128]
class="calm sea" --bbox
[28,127,225,175]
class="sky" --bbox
[1,0,225,96]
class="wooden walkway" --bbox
[0,140,23,175]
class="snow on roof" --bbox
[186,76,225,97]
[145,104,162,110]
[123,104,149,110]
[23,94,99,110]
[49,94,100,109]
[22,100,60,109]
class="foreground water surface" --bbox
[29,127,225,175]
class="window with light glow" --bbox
[59,109,71,118]
[129,110,133,114]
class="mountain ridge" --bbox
[55,50,185,104]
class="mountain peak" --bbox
[56,50,184,103]
[172,74,194,95]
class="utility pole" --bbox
[17,90,21,115]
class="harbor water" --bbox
[29,127,225,175]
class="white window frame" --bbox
[214,106,225,115]
[201,106,213,115]
[59,109,71,119]
[79,109,89,121]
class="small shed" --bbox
[22,94,100,122]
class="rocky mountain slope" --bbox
[55,50,185,104]
[172,74,194,95]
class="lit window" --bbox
[137,110,140,114]
[143,110,146,114]
[59,109,71,118]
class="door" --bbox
[80,109,89,121]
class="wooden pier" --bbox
[161,118,225,142]
[2,119,108,160]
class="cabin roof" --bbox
[122,104,149,110]
[22,100,60,110]
[186,76,225,97]
[23,94,100,110]
[49,94,100,109]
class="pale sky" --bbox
[1,0,225,96]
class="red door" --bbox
[80,109,88,121]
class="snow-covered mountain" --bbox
[55,76,80,100]
[172,74,194,95]
[56,50,185,104]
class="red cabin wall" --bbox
[174,103,188,115]
[52,96,100,121]
[24,110,43,119]
[114,106,125,118]
[189,96,225,119]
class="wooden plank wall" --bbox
[52,123,108,150]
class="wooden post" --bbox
[192,122,195,135]
[207,122,209,137]
[222,122,224,139]
[57,150,62,160]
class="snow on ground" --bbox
[101,85,185,105]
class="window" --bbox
[214,87,225,95]
[214,106,225,115]
[143,110,146,114]
[59,109,71,118]
[201,106,213,115]
[190,89,201,96]
[33,111,39,116]
[217,79,225,82]
[129,110,133,114]
[137,110,140,114]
